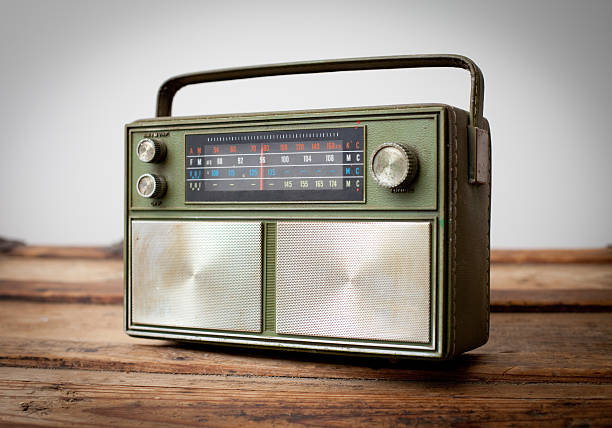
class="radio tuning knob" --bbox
[136,138,166,163]
[370,143,419,189]
[136,173,167,199]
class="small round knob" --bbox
[370,143,419,189]
[136,138,166,163]
[136,173,167,198]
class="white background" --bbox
[1,0,611,248]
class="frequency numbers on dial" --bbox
[187,140,363,192]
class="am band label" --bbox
[185,127,365,203]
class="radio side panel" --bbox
[445,107,491,357]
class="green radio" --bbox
[124,55,491,359]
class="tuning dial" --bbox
[136,138,166,163]
[370,143,419,189]
[136,173,167,198]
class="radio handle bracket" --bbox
[156,54,489,184]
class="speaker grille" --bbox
[131,221,262,332]
[276,221,431,343]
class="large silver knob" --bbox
[136,138,166,163]
[136,173,167,198]
[370,143,419,189]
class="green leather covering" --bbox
[124,104,491,359]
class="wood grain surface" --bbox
[1,251,611,310]
[0,302,610,384]
[490,247,612,264]
[5,244,122,259]
[1,367,610,428]
[0,247,610,426]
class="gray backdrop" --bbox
[1,0,611,248]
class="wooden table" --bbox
[0,246,610,426]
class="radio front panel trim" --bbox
[126,328,439,356]
[127,108,441,211]
[125,104,454,358]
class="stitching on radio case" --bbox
[473,74,489,341]
[450,107,458,357]
[474,74,480,129]
[485,123,491,337]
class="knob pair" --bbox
[136,139,167,199]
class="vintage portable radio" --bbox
[124,55,491,359]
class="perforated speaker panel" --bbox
[131,221,262,332]
[276,221,431,343]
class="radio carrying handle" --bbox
[156,55,484,128]
[156,55,489,183]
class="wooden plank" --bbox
[5,244,612,264]
[491,289,612,312]
[0,256,123,304]
[5,243,122,259]
[0,256,122,284]
[0,302,610,384]
[10,280,612,311]
[0,280,121,305]
[491,263,612,290]
[490,263,612,311]
[0,367,609,427]
[491,248,612,264]
[1,255,611,309]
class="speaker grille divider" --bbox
[264,222,277,332]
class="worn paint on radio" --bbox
[125,103,490,359]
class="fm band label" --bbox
[185,127,365,202]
